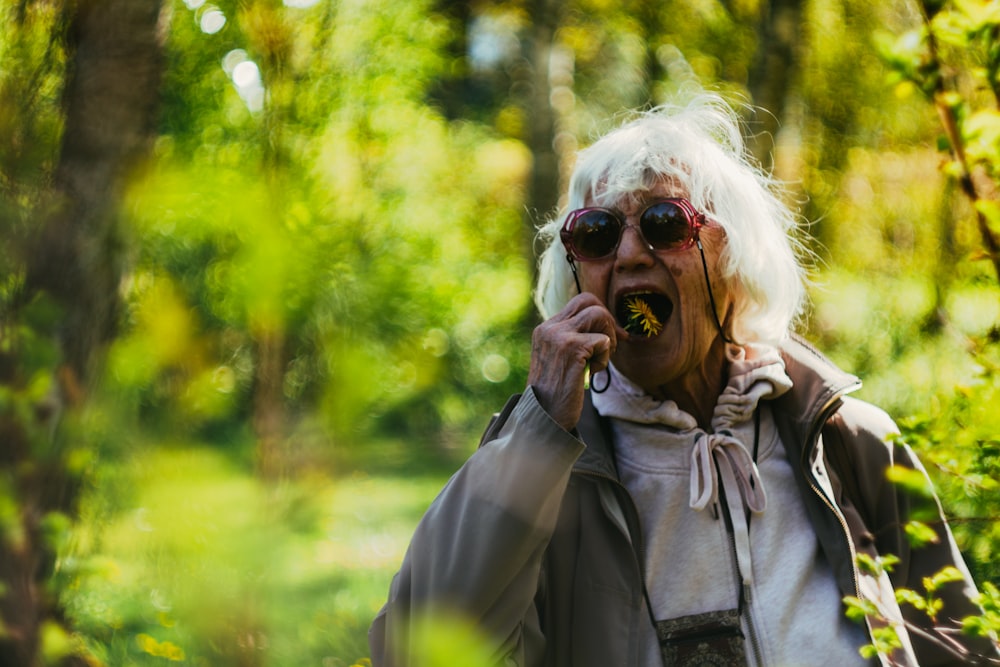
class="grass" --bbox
[64,444,450,666]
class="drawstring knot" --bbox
[689,431,767,515]
[689,430,766,589]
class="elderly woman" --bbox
[369,94,994,667]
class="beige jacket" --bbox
[369,337,997,666]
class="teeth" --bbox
[622,294,663,337]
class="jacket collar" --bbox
[573,334,862,476]
[774,334,861,437]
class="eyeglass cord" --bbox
[696,239,735,345]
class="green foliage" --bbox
[0,0,66,201]
[886,464,935,498]
[847,561,978,659]
[904,519,941,548]
[113,0,533,454]
[405,613,498,667]
[843,594,880,624]
[864,626,905,660]
[855,552,900,578]
[63,445,446,665]
[894,337,1000,584]
[841,334,1000,662]
[965,581,1000,638]
[844,592,905,660]
[848,559,995,661]
[900,566,965,622]
[817,22,1000,606]
[2,0,999,664]
[874,0,1000,284]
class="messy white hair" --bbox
[533,92,808,345]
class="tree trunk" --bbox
[0,0,166,664]
[515,0,563,333]
[745,0,803,170]
[253,325,288,479]
[639,3,665,107]
[522,0,563,262]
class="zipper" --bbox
[803,392,863,600]
[806,481,862,597]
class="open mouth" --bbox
[616,292,673,338]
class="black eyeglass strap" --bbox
[697,238,735,345]
[566,253,582,294]
[566,254,611,394]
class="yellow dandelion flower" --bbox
[625,296,662,336]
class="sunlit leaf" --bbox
[964,109,1000,164]
[886,465,934,498]
[904,520,940,547]
[896,587,928,611]
[927,566,965,592]
[843,595,879,622]
[39,620,75,665]
[954,0,1000,31]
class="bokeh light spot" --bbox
[232,61,261,89]
[200,7,226,34]
[481,354,510,383]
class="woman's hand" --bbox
[527,292,621,432]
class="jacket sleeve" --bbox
[368,387,586,667]
[829,397,999,666]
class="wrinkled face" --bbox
[575,182,731,393]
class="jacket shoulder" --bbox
[829,396,900,451]
[822,396,901,494]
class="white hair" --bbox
[533,92,808,345]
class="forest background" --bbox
[2,0,1000,665]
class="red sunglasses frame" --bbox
[559,197,706,262]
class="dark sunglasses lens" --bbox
[571,211,622,259]
[641,202,692,249]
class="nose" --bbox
[615,223,655,270]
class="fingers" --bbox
[527,293,620,431]
[560,293,624,367]
[531,298,616,374]
[586,332,612,374]
[543,294,618,353]
[552,292,619,339]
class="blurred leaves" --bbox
[965,581,1000,638]
[886,464,935,499]
[1,0,999,664]
[904,520,940,548]
[893,336,1000,585]
[110,0,535,455]
[64,447,447,664]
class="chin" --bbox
[614,347,687,387]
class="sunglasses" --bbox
[560,198,706,262]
